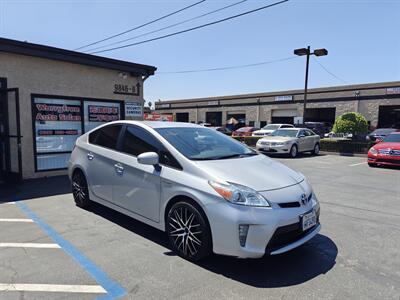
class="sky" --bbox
[1,0,399,105]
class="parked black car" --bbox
[296,122,332,137]
[366,128,398,142]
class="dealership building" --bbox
[155,81,400,129]
[0,38,156,182]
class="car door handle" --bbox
[87,152,94,160]
[114,163,124,174]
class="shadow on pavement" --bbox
[86,202,337,288]
[0,175,71,202]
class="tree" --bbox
[332,112,368,135]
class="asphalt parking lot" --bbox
[0,154,399,300]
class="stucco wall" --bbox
[1,52,145,179]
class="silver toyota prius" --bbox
[68,121,320,261]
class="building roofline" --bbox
[0,37,157,76]
[157,81,400,105]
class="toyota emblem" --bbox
[301,193,308,205]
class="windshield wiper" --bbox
[212,153,258,160]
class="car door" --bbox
[307,129,320,150]
[304,129,315,151]
[85,124,123,202]
[297,129,308,152]
[111,125,162,222]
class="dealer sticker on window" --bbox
[302,210,317,231]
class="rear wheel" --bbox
[312,143,320,155]
[166,201,212,261]
[289,144,298,158]
[72,171,91,208]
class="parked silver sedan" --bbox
[69,121,320,261]
[256,128,321,158]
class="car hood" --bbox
[253,129,274,134]
[259,136,297,142]
[373,142,400,150]
[194,154,304,191]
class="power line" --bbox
[158,56,297,74]
[312,56,348,84]
[90,0,290,54]
[75,0,207,51]
[84,0,249,53]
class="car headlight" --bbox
[275,142,285,146]
[209,181,270,207]
[369,147,378,155]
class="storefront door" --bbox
[0,87,22,183]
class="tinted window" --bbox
[281,125,293,128]
[383,133,400,143]
[89,124,122,150]
[121,126,182,169]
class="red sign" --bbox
[34,103,81,122]
[88,105,119,122]
[38,129,79,136]
[144,113,173,122]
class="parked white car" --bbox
[252,124,294,137]
[256,128,321,158]
[69,121,320,261]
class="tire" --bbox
[289,144,298,158]
[72,170,91,208]
[312,143,320,155]
[368,162,377,168]
[166,201,212,261]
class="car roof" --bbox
[275,127,302,130]
[108,120,203,129]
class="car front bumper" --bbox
[368,154,400,166]
[256,143,291,154]
[203,182,320,258]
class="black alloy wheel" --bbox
[166,202,212,261]
[72,171,91,208]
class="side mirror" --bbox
[137,152,159,166]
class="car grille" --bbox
[378,149,400,156]
[260,141,280,146]
[278,202,300,208]
[265,221,319,254]
[376,158,400,164]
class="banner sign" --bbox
[386,87,400,94]
[275,95,293,101]
[88,105,119,122]
[125,102,143,118]
[38,129,79,136]
[144,113,173,122]
[34,103,81,122]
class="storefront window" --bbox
[33,97,122,171]
[84,101,121,133]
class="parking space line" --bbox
[0,218,34,222]
[14,201,126,300]
[0,243,60,248]
[0,283,106,293]
[349,162,367,167]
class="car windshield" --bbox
[372,128,396,135]
[271,129,299,137]
[155,127,257,160]
[262,124,280,130]
[382,134,400,143]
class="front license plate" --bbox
[302,210,316,231]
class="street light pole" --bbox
[294,46,328,124]
[303,46,310,124]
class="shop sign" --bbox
[275,95,293,101]
[386,87,400,94]
[34,103,81,122]
[125,102,143,118]
[158,103,170,108]
[88,105,120,122]
[144,113,173,122]
[38,129,79,136]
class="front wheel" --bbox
[72,171,91,208]
[289,144,298,158]
[368,162,378,168]
[166,202,212,261]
